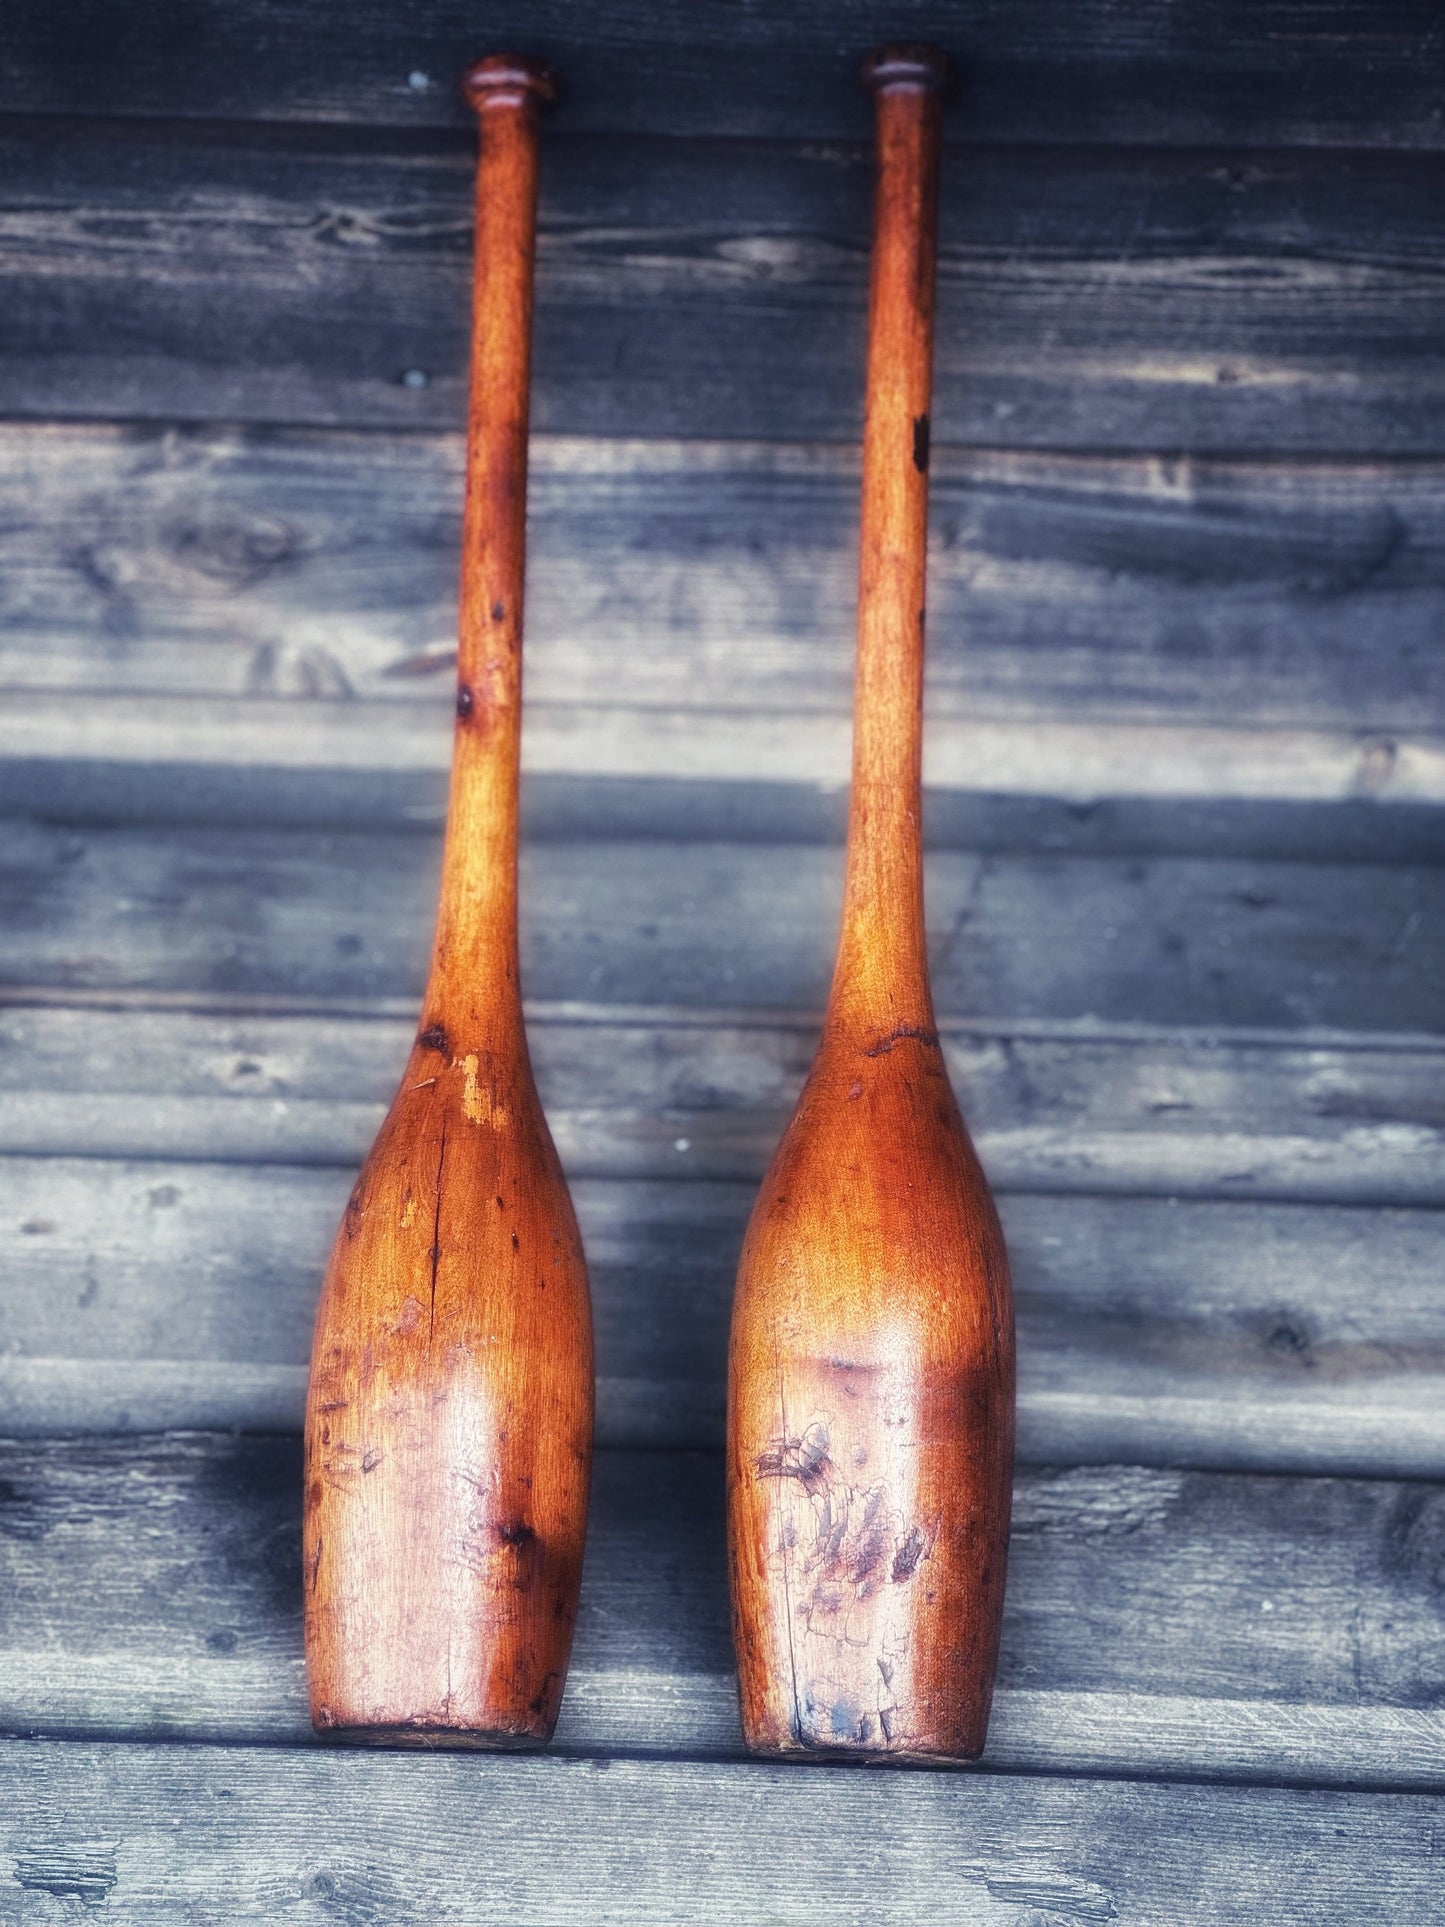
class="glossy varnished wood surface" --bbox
[302,56,593,1747]
[728,50,1014,1764]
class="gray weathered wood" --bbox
[1,1436,1444,1791]
[4,1742,1441,1924]
[6,423,1438,837]
[12,695,1445,832]
[3,0,1441,148]
[2,1152,1442,1471]
[2,1001,1440,1204]
[1,821,1438,1033]
[13,753,1443,873]
[5,428,1439,734]
[2,130,1442,449]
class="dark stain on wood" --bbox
[863,1024,941,1058]
[13,1844,118,1906]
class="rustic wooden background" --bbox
[1,1,1442,1918]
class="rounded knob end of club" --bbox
[860,44,953,96]
[462,54,559,115]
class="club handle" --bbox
[427,56,556,1029]
[832,45,949,1026]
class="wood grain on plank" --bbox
[2,1155,1442,1472]
[3,0,1441,148]
[3,428,1438,743]
[2,129,1442,449]
[3,1002,1440,1205]
[1,1437,1443,1791]
[5,1747,1440,1924]
[1,822,1438,1033]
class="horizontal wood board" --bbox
[4,1738,1442,1924]
[15,703,1445,857]
[1,1141,1442,1470]
[3,1000,1441,1461]
[3,1001,1441,1203]
[0,1435,1442,1791]
[3,128,1443,450]
[4,0,1443,148]
[1,821,1438,1033]
[6,427,1441,729]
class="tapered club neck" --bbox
[425,58,553,1040]
[829,52,946,1037]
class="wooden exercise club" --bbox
[303,55,593,1746]
[727,45,1016,1763]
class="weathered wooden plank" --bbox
[1,1437,1443,1793]
[5,429,1440,735]
[13,758,1444,871]
[2,128,1442,449]
[12,694,1445,829]
[5,1747,1440,1926]
[4,0,1441,149]
[1,821,1438,1034]
[2,1155,1441,1471]
[2,1001,1440,1205]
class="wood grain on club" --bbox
[303,55,593,1749]
[728,48,1014,1765]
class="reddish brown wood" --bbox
[726,45,1015,1765]
[302,54,592,1748]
